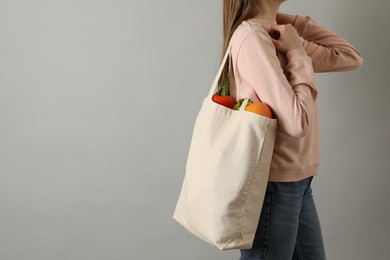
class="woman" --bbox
[219,0,363,259]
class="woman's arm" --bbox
[236,29,317,138]
[277,13,364,72]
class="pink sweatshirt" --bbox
[229,15,363,182]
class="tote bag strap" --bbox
[207,39,250,110]
[207,39,233,99]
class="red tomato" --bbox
[212,94,235,109]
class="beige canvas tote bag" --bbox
[172,38,278,250]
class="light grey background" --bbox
[0,0,388,259]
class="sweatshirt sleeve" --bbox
[236,29,317,138]
[292,15,364,72]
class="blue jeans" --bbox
[239,176,326,260]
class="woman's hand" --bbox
[269,24,304,54]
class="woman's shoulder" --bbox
[233,20,266,39]
[231,20,272,53]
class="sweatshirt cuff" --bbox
[286,48,308,61]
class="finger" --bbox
[269,24,279,30]
[271,38,279,47]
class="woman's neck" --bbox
[252,1,282,21]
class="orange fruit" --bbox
[245,102,273,118]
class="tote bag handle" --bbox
[207,39,250,110]
[207,40,233,98]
